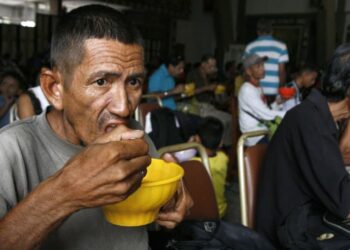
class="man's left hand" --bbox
[155,180,193,229]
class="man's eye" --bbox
[95,79,107,86]
[129,78,141,87]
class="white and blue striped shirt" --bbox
[245,35,289,95]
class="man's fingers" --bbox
[101,155,150,183]
[94,124,144,144]
[102,139,150,161]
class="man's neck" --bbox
[248,78,260,87]
[199,66,209,85]
[47,109,82,145]
[294,77,303,89]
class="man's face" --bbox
[169,61,185,78]
[1,76,20,98]
[59,39,144,145]
[203,58,217,76]
[301,71,317,88]
[247,62,265,80]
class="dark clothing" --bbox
[256,89,350,247]
[186,68,213,103]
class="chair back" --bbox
[237,131,268,229]
[158,143,218,220]
[135,95,163,127]
[180,160,219,220]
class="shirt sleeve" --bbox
[0,135,20,219]
[292,109,350,218]
[148,74,162,93]
[278,43,289,63]
[240,86,286,121]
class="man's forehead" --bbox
[83,38,144,58]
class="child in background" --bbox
[191,117,228,218]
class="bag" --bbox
[261,116,282,139]
[277,203,350,250]
[165,220,275,250]
[242,108,282,139]
[323,212,350,238]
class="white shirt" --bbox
[238,82,286,146]
[30,86,50,111]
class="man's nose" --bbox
[108,85,130,118]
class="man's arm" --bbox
[278,63,286,87]
[16,94,36,119]
[0,127,150,250]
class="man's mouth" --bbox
[104,120,128,133]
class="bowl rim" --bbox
[142,161,184,187]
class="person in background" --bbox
[186,54,218,103]
[191,117,228,218]
[238,54,285,146]
[15,56,51,120]
[148,55,185,110]
[0,69,25,128]
[282,64,318,111]
[184,54,232,147]
[234,62,244,96]
[0,5,192,250]
[244,19,289,104]
[256,43,350,249]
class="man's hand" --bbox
[53,125,151,210]
[156,180,193,229]
[155,154,193,229]
[0,125,151,250]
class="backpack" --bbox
[164,220,276,250]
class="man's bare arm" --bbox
[0,129,150,250]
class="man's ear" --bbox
[40,68,64,110]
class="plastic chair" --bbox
[237,130,268,229]
[158,142,219,220]
[134,94,163,127]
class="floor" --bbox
[223,178,241,224]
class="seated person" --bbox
[238,54,285,146]
[15,58,51,120]
[282,64,318,111]
[185,55,232,147]
[191,117,228,218]
[0,69,25,128]
[256,44,350,249]
[0,5,192,249]
[147,55,185,110]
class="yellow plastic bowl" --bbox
[184,82,196,96]
[103,159,184,227]
[215,84,226,94]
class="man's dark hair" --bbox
[201,54,215,64]
[198,117,223,151]
[257,19,272,34]
[164,54,185,67]
[0,68,25,89]
[51,4,143,79]
[292,63,318,77]
[321,43,350,101]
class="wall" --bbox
[175,0,216,63]
[246,0,318,15]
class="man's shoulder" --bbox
[0,117,37,139]
[247,36,287,51]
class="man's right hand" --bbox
[52,125,151,210]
